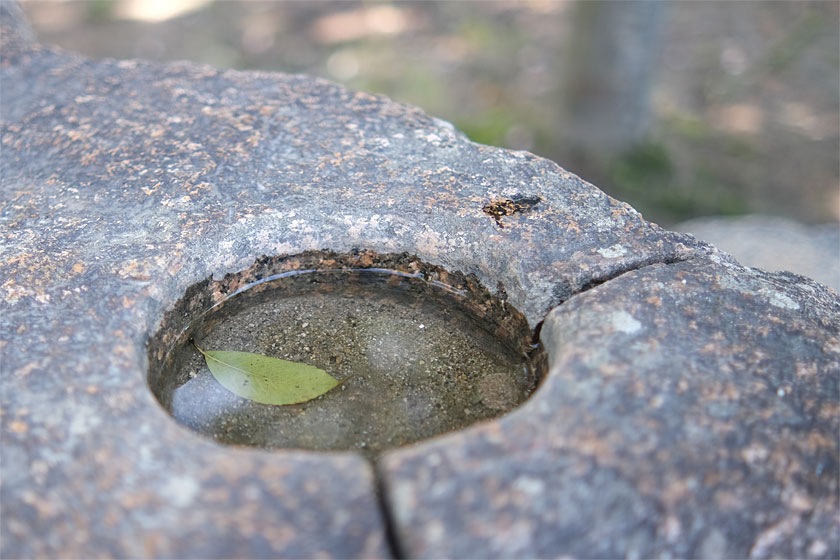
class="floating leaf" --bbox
[192,341,341,405]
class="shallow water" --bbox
[157,269,539,458]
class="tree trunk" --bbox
[562,0,665,160]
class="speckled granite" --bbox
[381,257,839,558]
[2,3,838,559]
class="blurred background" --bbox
[18,0,840,288]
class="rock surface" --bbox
[381,257,839,558]
[2,4,838,559]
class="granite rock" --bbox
[380,257,839,558]
[0,6,698,556]
[0,14,702,329]
[2,3,838,559]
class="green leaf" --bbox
[192,341,341,405]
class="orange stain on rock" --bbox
[9,420,28,433]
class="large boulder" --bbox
[2,4,837,558]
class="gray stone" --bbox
[2,3,838,559]
[380,257,839,558]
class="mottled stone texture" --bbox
[0,16,700,329]
[381,258,839,558]
[2,4,838,559]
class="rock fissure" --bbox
[373,460,406,560]
[548,252,694,310]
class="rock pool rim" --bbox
[146,249,548,456]
[206,266,472,312]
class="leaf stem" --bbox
[190,338,207,356]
